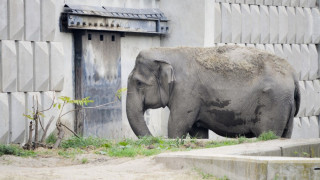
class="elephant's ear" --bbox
[155,60,175,93]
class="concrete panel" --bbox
[255,0,264,5]
[264,0,273,5]
[296,7,305,44]
[282,0,291,6]
[278,6,288,43]
[246,44,255,48]
[213,3,222,43]
[269,6,279,44]
[34,42,49,91]
[49,42,65,91]
[17,41,33,92]
[313,80,320,115]
[41,0,56,41]
[304,8,313,43]
[231,4,241,43]
[305,81,315,116]
[296,81,306,117]
[291,0,300,6]
[292,117,319,138]
[235,0,245,3]
[260,5,270,44]
[8,0,24,40]
[255,44,265,51]
[41,91,58,139]
[0,0,8,40]
[300,44,310,80]
[265,44,275,54]
[287,7,296,44]
[291,44,302,80]
[241,4,251,43]
[0,93,9,144]
[273,0,282,6]
[245,0,254,4]
[25,0,40,41]
[9,92,26,144]
[300,0,308,7]
[309,44,318,80]
[283,44,292,62]
[308,0,316,7]
[312,8,320,43]
[204,0,217,46]
[0,40,17,92]
[221,3,232,43]
[274,44,286,59]
[250,5,260,44]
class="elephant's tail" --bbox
[293,79,300,117]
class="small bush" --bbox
[257,131,279,141]
[0,144,36,157]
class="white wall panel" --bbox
[309,44,318,80]
[282,0,291,6]
[250,5,260,44]
[264,0,273,5]
[18,42,33,92]
[34,42,49,91]
[10,92,26,144]
[300,44,310,80]
[269,6,279,43]
[50,42,65,91]
[41,0,56,41]
[296,81,306,117]
[245,0,254,4]
[25,0,41,41]
[292,117,319,138]
[260,5,270,44]
[300,0,308,7]
[287,7,296,44]
[1,40,17,92]
[221,3,232,43]
[41,91,58,138]
[0,0,8,40]
[278,6,288,43]
[313,80,320,115]
[274,44,286,59]
[241,4,251,43]
[265,44,275,54]
[8,0,24,40]
[256,44,265,51]
[213,3,222,43]
[308,0,316,7]
[312,8,320,43]
[291,44,303,79]
[291,0,300,6]
[231,4,241,43]
[0,93,9,144]
[305,81,315,116]
[256,0,264,5]
[295,7,305,44]
[304,8,313,44]
[273,0,282,6]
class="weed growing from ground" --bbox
[0,144,36,157]
[257,131,279,141]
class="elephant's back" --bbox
[192,45,292,79]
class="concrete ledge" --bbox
[155,139,320,179]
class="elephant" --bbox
[126,45,300,139]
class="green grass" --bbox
[46,132,57,145]
[194,168,230,180]
[0,144,36,157]
[1,131,280,159]
[257,131,279,141]
[81,158,88,164]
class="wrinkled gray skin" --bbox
[126,46,300,139]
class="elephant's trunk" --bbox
[126,88,152,137]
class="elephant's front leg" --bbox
[168,103,200,138]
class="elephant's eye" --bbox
[137,80,143,87]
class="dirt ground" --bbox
[0,152,203,180]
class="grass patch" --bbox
[0,144,36,157]
[61,136,110,149]
[81,158,88,164]
[257,131,279,141]
[194,168,230,180]
[46,132,57,145]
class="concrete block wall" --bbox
[207,1,320,139]
[0,0,65,144]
